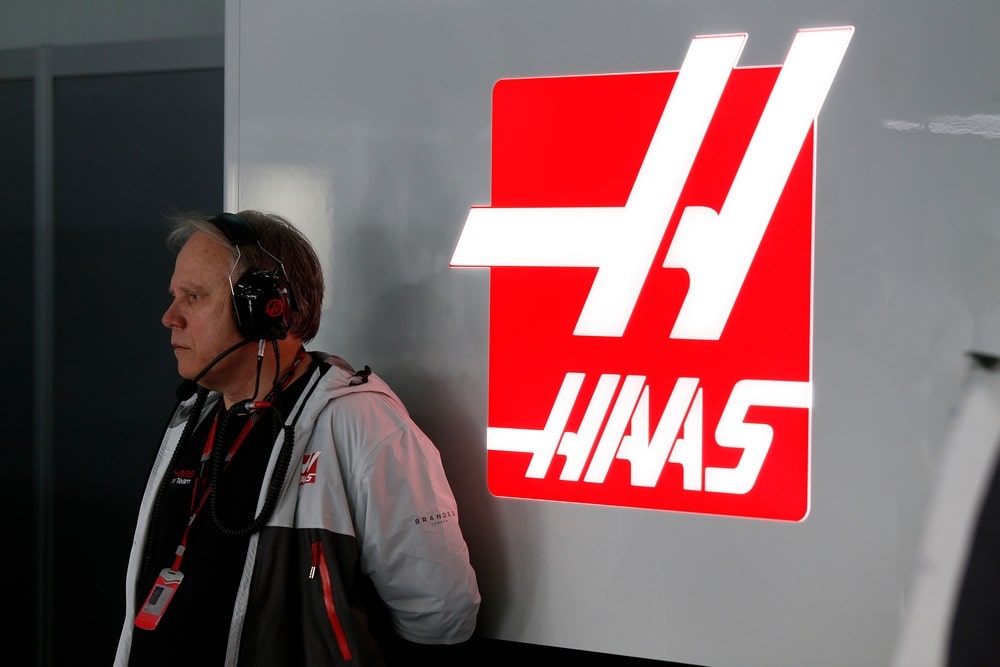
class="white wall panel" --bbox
[227,2,1000,665]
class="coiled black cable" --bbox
[207,401,296,537]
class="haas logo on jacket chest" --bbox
[300,451,321,485]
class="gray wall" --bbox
[228,2,1000,667]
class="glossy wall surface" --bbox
[227,2,1000,666]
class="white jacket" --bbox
[115,352,481,665]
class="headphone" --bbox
[209,212,294,340]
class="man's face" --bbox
[162,231,246,386]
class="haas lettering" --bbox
[487,374,811,494]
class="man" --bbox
[115,210,481,665]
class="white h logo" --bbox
[452,27,854,341]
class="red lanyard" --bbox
[170,411,257,572]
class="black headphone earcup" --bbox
[232,269,292,340]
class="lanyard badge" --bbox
[135,568,184,630]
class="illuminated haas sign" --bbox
[451,26,853,521]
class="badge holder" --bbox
[135,568,184,631]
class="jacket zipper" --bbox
[310,540,353,660]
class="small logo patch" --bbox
[300,451,321,485]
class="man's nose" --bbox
[162,300,182,329]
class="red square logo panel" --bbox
[452,28,854,521]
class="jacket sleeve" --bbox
[331,390,482,645]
